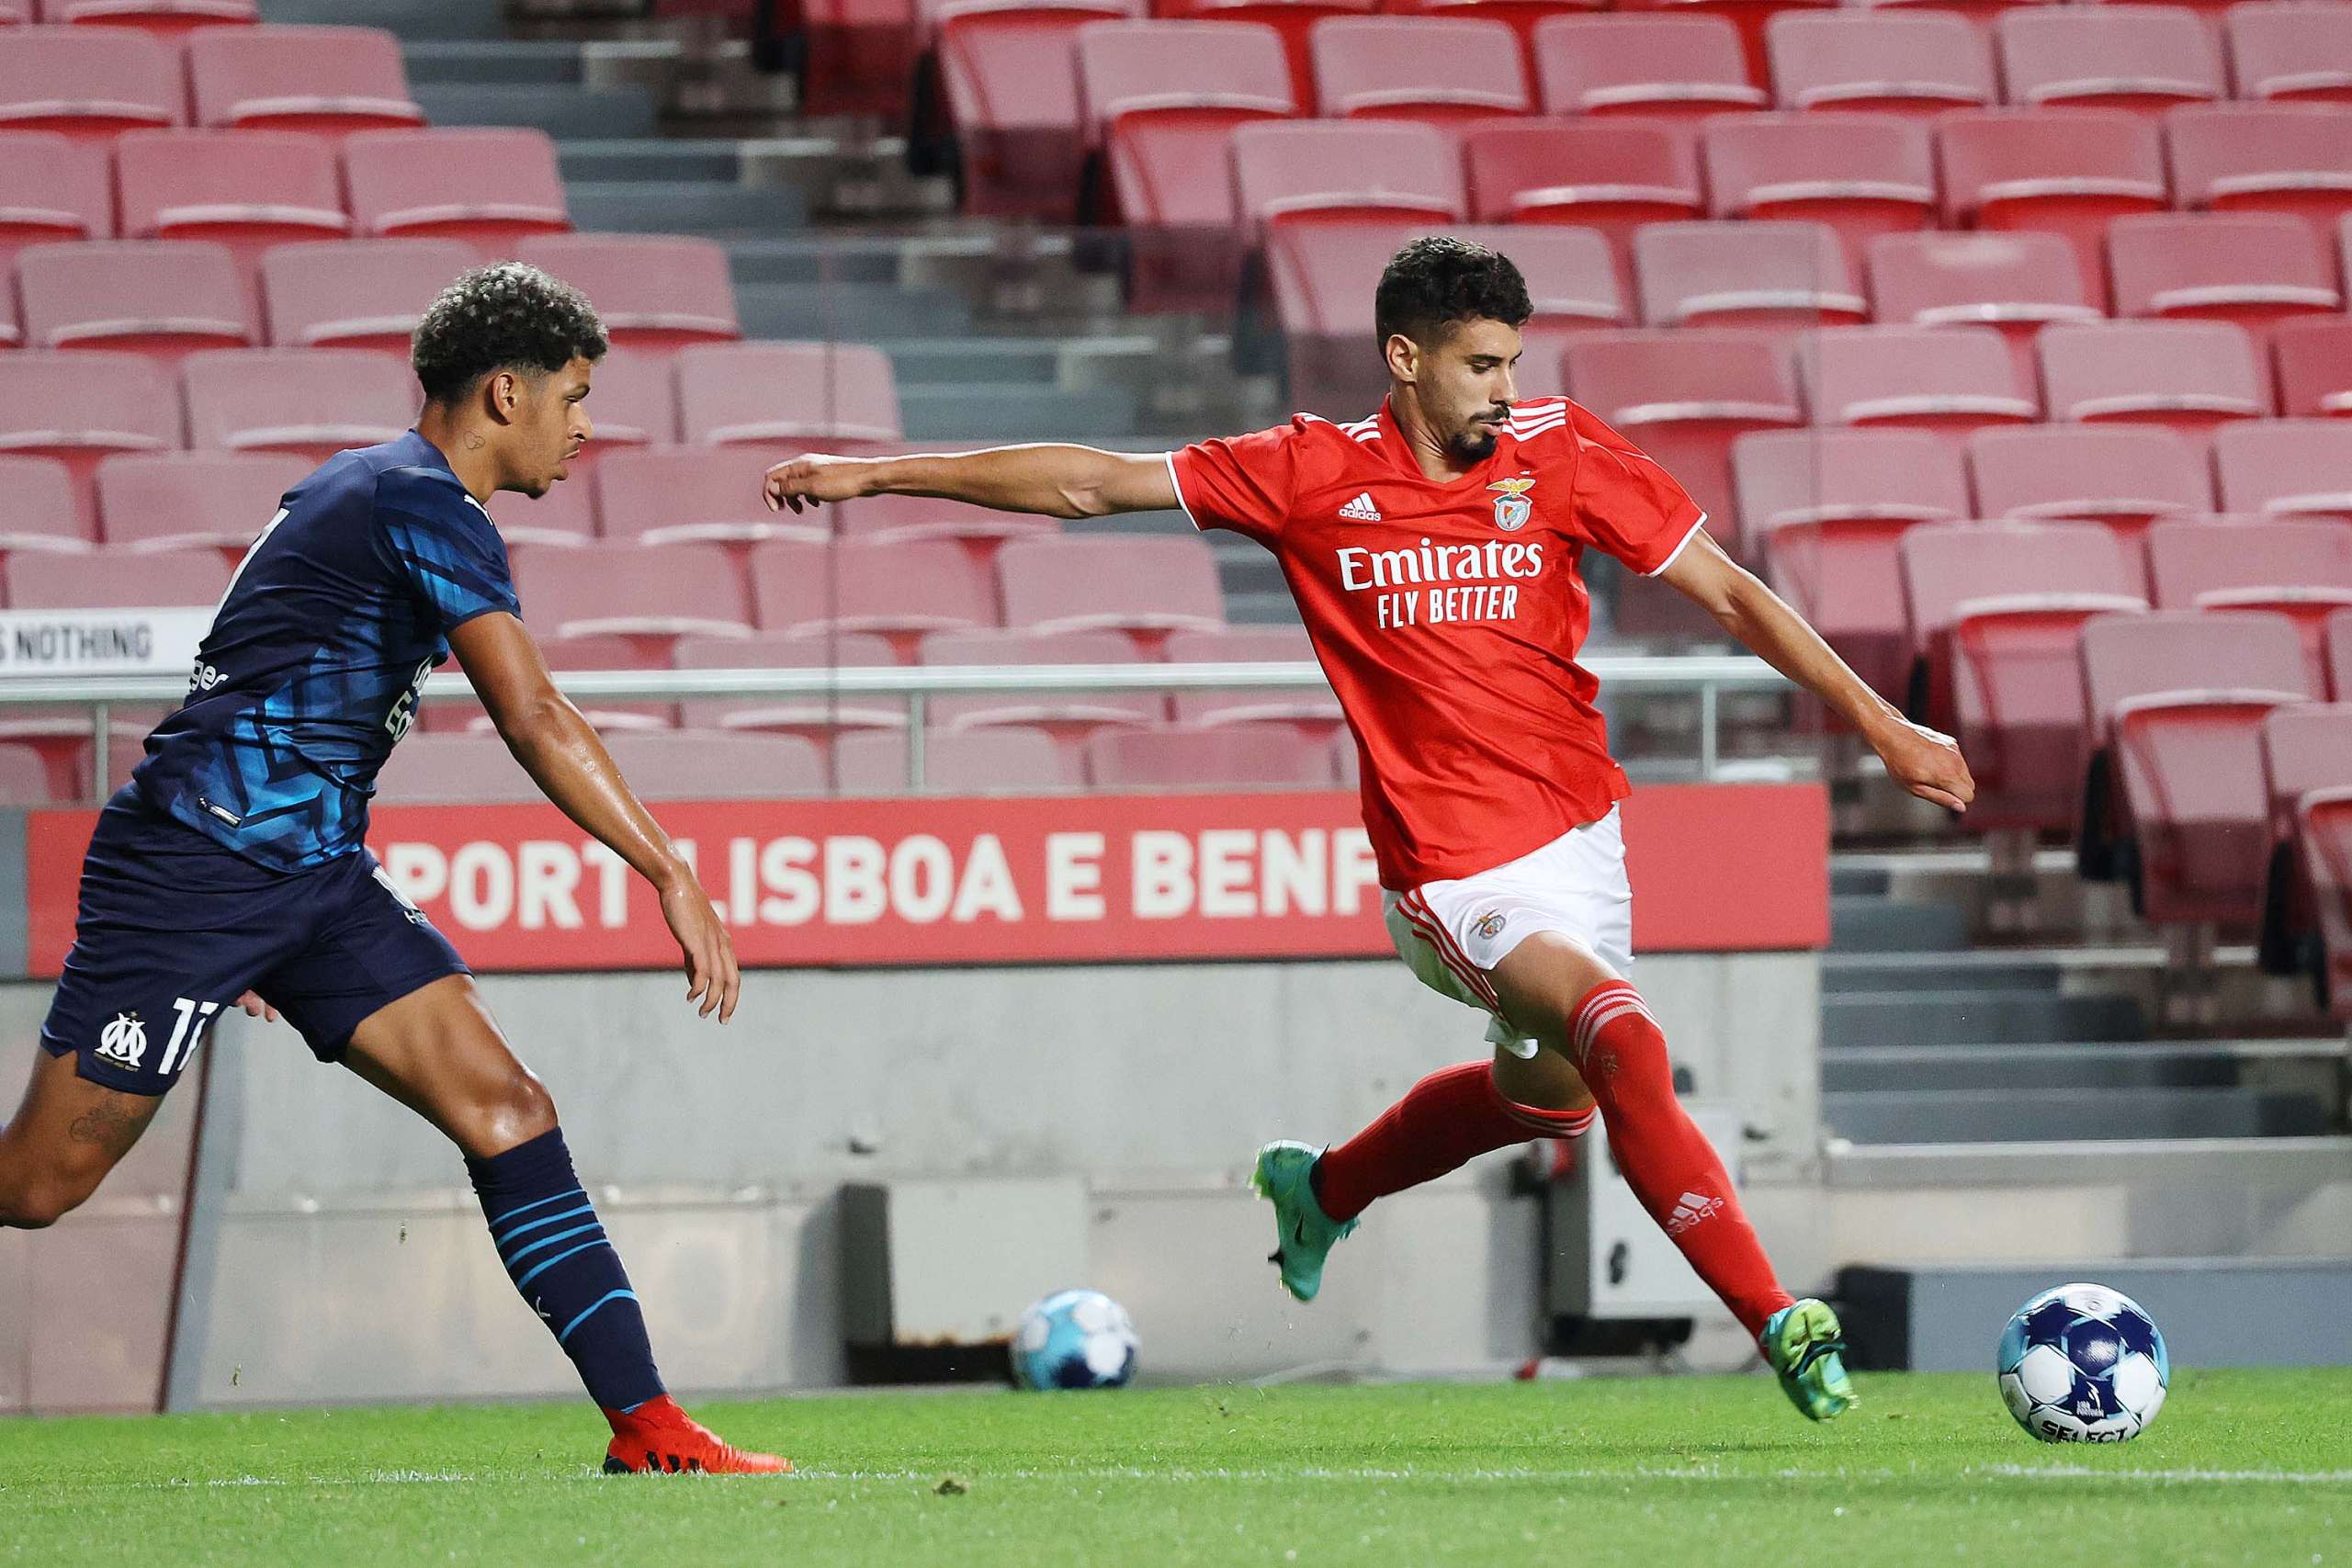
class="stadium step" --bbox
[899,384,1143,443]
[1830,893,1969,953]
[1822,988,2148,1049]
[1823,1042,2245,1093]
[412,83,660,140]
[563,180,806,237]
[1822,953,2066,994]
[267,0,503,37]
[405,39,591,85]
[735,282,973,342]
[561,138,758,185]
[1824,1085,2330,1144]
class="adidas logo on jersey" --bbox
[1339,492,1382,523]
[1665,1190,1724,1235]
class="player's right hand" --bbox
[658,873,740,1023]
[763,453,870,514]
[1873,715,1975,814]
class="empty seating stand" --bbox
[2149,517,2352,692]
[2274,319,2352,417]
[2106,212,2342,344]
[1700,113,1936,264]
[1996,5,2225,117]
[0,26,181,141]
[2226,2,2352,106]
[0,130,111,274]
[512,234,741,355]
[344,130,572,254]
[0,351,180,534]
[596,447,827,548]
[1085,723,1337,790]
[2165,102,2352,238]
[675,341,904,462]
[185,24,423,137]
[1462,119,1702,268]
[2078,609,2314,926]
[1634,220,1863,333]
[2214,420,2352,522]
[33,0,257,39]
[260,238,479,355]
[935,0,1142,221]
[1765,9,1995,118]
[1867,231,2098,386]
[115,130,350,283]
[1801,323,2037,440]
[1309,16,1528,127]
[2256,702,2352,1013]
[180,348,414,461]
[1935,109,2167,307]
[752,537,1000,660]
[1965,424,2212,561]
[1532,13,1767,122]
[2037,321,2269,445]
[16,240,254,362]
[93,449,303,556]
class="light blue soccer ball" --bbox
[1010,1288,1138,1392]
[1996,1281,2170,1443]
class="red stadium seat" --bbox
[920,626,1160,735]
[1866,231,2098,389]
[1995,6,2224,117]
[374,733,536,804]
[0,26,179,140]
[1799,324,2036,439]
[488,480,597,552]
[1935,109,2166,309]
[799,0,922,120]
[608,730,833,799]
[93,449,300,557]
[0,131,111,274]
[2226,2,2352,106]
[429,632,679,737]
[1075,18,1291,307]
[570,348,675,456]
[0,454,90,557]
[1634,219,1864,333]
[2037,321,2267,443]
[32,0,255,39]
[0,351,178,535]
[1308,16,1528,126]
[594,446,820,549]
[2164,103,2352,242]
[1229,119,1463,237]
[1611,0,1838,93]
[115,130,348,285]
[259,238,476,355]
[1086,722,1335,789]
[2255,702,2352,1010]
[2334,608,2352,700]
[1699,113,1934,264]
[1965,424,2211,558]
[935,0,1141,221]
[1764,8,1994,117]
[186,25,422,137]
[15,240,254,362]
[2148,516,2352,690]
[1462,120,1702,270]
[1563,330,1802,554]
[180,348,413,461]
[1532,13,1767,121]
[1383,0,1603,96]
[675,341,901,458]
[2260,704,2352,861]
[2077,609,2312,924]
[1732,427,1967,699]
[1898,519,2145,831]
[835,725,1079,794]
[0,745,64,807]
[1164,622,1344,731]
[512,234,740,355]
[2213,420,2352,523]
[673,630,907,739]
[833,491,1059,551]
[343,129,571,254]
[514,542,755,662]
[1154,0,1377,116]
[2106,212,2343,344]
[6,544,229,606]
[2274,318,2352,418]
[997,535,1224,651]
[752,537,999,659]
[1272,220,1611,412]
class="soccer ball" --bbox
[1996,1282,2170,1443]
[1010,1288,1138,1392]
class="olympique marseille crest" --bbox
[1488,477,1535,531]
[96,1011,147,1069]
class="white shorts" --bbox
[1382,807,1634,1059]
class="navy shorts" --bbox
[40,787,469,1096]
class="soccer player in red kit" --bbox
[764,236,1974,1420]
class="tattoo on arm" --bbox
[66,1096,153,1156]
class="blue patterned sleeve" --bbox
[379,490,522,633]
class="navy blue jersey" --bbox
[133,431,521,871]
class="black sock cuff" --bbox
[464,1124,575,1200]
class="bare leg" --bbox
[0,1049,162,1229]
[338,974,555,1157]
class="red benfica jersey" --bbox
[1169,396,1706,890]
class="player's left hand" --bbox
[233,990,278,1023]
[1871,715,1974,813]
[658,873,741,1023]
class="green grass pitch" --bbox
[1,1371,2344,1567]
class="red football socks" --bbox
[1569,979,1793,1337]
[1311,1059,1595,1224]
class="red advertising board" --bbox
[23,785,1827,976]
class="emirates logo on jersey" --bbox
[1488,477,1535,532]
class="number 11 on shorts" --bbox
[161,996,221,1077]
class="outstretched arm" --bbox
[763,445,1179,519]
[446,612,741,1021]
[1658,531,1975,812]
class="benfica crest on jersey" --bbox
[1487,477,1535,531]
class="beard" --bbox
[1447,425,1500,463]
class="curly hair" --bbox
[1374,235,1532,347]
[412,263,608,404]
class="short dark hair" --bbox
[1374,235,1532,347]
[413,263,608,404]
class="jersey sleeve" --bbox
[1563,404,1709,578]
[378,481,522,633]
[1167,418,1313,547]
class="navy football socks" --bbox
[466,1126,665,1416]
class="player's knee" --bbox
[487,1067,558,1148]
[0,1171,84,1230]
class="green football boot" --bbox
[1250,1141,1359,1303]
[1761,1298,1858,1421]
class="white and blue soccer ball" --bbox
[1996,1282,2170,1443]
[1011,1289,1138,1392]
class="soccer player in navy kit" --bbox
[0,265,786,1475]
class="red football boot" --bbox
[601,1394,792,1474]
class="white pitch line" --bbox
[1979,1463,2352,1485]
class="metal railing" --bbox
[0,656,1790,799]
